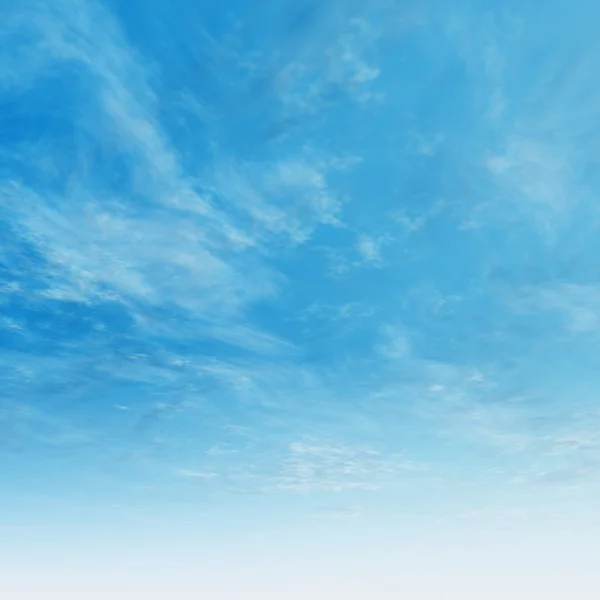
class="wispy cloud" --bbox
[4,0,600,536]
[517,283,600,334]
[356,235,384,265]
[176,470,219,479]
[0,0,357,356]
[275,441,420,493]
[274,13,385,113]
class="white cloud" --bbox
[297,301,375,322]
[176,470,219,479]
[273,11,386,113]
[212,156,343,245]
[356,235,382,263]
[516,283,600,334]
[485,137,574,219]
[275,441,418,493]
[378,324,412,360]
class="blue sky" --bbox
[2,0,600,597]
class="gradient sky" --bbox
[2,0,600,598]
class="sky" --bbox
[2,0,600,597]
